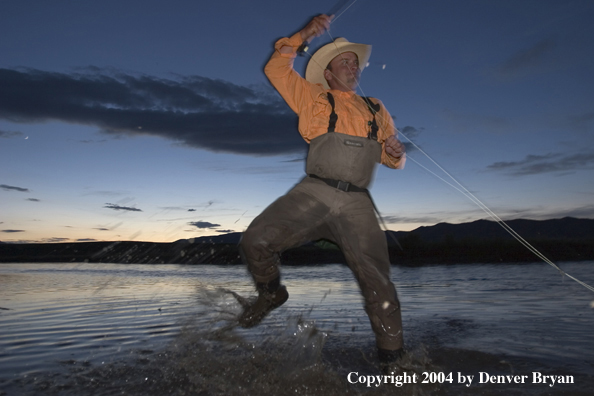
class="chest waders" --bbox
[306,92,382,192]
[239,92,404,354]
[307,93,402,249]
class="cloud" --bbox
[159,201,216,212]
[501,204,594,221]
[1,184,30,192]
[399,126,422,139]
[398,125,424,152]
[496,39,557,79]
[188,221,220,229]
[281,157,306,163]
[382,215,446,225]
[44,237,70,243]
[548,204,594,219]
[104,203,143,212]
[486,151,594,176]
[0,67,306,156]
[159,206,191,211]
[0,129,23,138]
[26,198,40,202]
[1,229,25,233]
[383,203,594,230]
[216,229,235,233]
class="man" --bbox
[238,14,406,371]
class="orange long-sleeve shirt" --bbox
[264,32,405,169]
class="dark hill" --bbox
[1,217,593,265]
[184,232,243,245]
[394,217,594,243]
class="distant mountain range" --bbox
[2,217,594,265]
[391,217,594,242]
[185,217,594,245]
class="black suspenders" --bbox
[326,92,380,140]
[310,92,382,193]
[362,97,380,141]
[327,92,339,133]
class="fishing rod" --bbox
[299,1,594,294]
[297,0,360,54]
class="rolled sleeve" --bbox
[273,32,303,57]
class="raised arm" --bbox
[263,15,333,114]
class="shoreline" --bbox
[1,238,594,265]
[2,217,594,265]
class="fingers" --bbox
[301,14,333,41]
[385,135,405,158]
[314,14,333,35]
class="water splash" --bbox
[5,268,592,396]
[280,315,328,373]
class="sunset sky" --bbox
[1,0,593,243]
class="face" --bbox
[324,51,360,92]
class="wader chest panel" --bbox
[306,92,383,189]
[306,132,381,189]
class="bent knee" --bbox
[240,225,278,262]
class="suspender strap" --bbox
[361,96,380,141]
[326,92,380,140]
[327,92,338,133]
[314,93,402,248]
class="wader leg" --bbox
[330,194,404,352]
[240,182,331,284]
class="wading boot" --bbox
[238,278,289,328]
[378,347,405,375]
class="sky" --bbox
[1,0,593,244]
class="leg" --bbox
[238,181,331,327]
[329,193,404,353]
[240,181,331,284]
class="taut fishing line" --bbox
[299,5,594,294]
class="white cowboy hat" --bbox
[305,38,372,90]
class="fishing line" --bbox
[405,154,594,293]
[301,23,594,294]
[331,0,360,23]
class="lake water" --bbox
[0,261,593,395]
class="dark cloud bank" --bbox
[0,67,418,156]
[0,67,305,156]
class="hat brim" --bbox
[305,38,372,90]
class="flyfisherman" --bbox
[238,14,406,372]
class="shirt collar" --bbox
[328,89,357,99]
